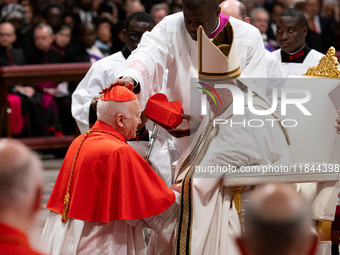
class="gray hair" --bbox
[97,98,135,126]
[249,7,269,21]
[35,23,54,35]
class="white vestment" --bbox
[41,193,179,255]
[118,13,267,153]
[272,48,324,76]
[71,51,174,185]
[173,88,292,255]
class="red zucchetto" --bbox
[100,85,137,102]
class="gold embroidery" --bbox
[303,47,340,78]
[61,129,123,223]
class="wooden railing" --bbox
[0,63,91,148]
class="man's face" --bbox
[276,16,307,53]
[81,25,96,49]
[98,22,112,43]
[0,23,16,48]
[34,27,54,52]
[124,20,155,52]
[121,100,142,140]
[183,3,220,41]
[54,28,71,49]
[46,7,63,30]
[251,11,269,35]
[152,9,167,24]
[305,0,320,17]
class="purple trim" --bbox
[209,14,230,38]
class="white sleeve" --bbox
[242,29,267,78]
[124,191,180,233]
[71,63,106,134]
[118,19,175,110]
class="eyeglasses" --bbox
[0,33,14,37]
[127,31,143,42]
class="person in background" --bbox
[0,139,45,255]
[250,7,276,52]
[304,0,333,54]
[25,23,65,136]
[236,183,318,255]
[273,8,324,76]
[72,12,156,133]
[266,1,284,49]
[66,22,104,63]
[94,16,114,56]
[0,21,26,136]
[125,0,145,17]
[50,23,72,56]
[41,3,65,33]
[150,3,169,24]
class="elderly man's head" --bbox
[275,8,308,54]
[0,22,16,49]
[220,0,249,22]
[34,23,54,53]
[236,183,318,255]
[250,7,269,35]
[0,139,43,233]
[182,0,221,41]
[97,86,141,140]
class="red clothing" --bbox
[0,222,44,255]
[47,120,175,222]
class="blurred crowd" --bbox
[0,0,180,63]
[1,0,339,137]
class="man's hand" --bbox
[170,183,182,193]
[335,110,340,135]
[14,85,35,97]
[167,114,202,138]
[91,97,99,112]
[100,77,136,94]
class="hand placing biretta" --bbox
[145,93,183,130]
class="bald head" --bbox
[220,0,248,22]
[0,139,43,232]
[0,139,42,204]
[237,184,318,255]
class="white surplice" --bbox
[272,48,324,76]
[41,193,179,255]
[118,13,267,153]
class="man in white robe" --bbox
[147,25,291,255]
[114,0,267,153]
[219,0,286,102]
[272,8,324,76]
[174,78,292,255]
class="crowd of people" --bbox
[1,0,340,137]
[1,0,340,254]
